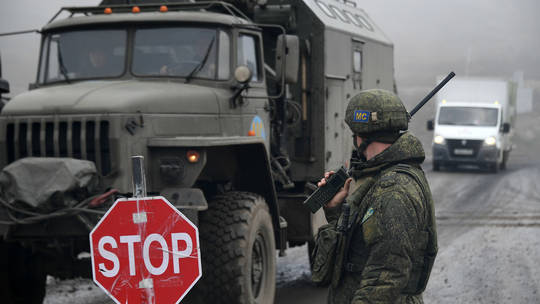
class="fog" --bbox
[360,0,540,88]
[0,0,100,94]
[1,0,539,100]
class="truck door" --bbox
[237,32,270,151]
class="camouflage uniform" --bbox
[318,90,437,304]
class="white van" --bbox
[427,78,517,172]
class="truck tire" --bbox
[193,192,276,304]
[0,241,46,304]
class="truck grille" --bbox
[5,119,112,175]
[447,139,483,158]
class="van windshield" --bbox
[39,30,127,83]
[438,106,499,127]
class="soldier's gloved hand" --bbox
[317,171,353,208]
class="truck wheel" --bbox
[0,241,46,304]
[194,192,276,304]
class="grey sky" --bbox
[0,0,100,95]
[1,0,539,96]
[361,0,540,87]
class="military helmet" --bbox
[344,89,409,142]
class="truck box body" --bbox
[431,77,517,172]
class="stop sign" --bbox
[90,196,201,304]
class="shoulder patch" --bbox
[379,172,397,188]
[353,110,370,122]
[361,207,374,224]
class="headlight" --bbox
[434,135,445,145]
[484,136,496,146]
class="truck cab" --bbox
[1,9,272,191]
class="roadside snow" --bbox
[276,245,312,288]
[44,277,111,304]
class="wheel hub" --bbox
[251,232,265,297]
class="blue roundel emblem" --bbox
[250,116,266,139]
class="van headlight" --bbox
[484,136,496,146]
[434,135,445,145]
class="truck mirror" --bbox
[275,34,299,84]
[234,65,252,84]
[231,66,252,106]
[502,122,510,133]
[427,119,434,131]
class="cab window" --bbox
[351,43,363,89]
[237,34,261,82]
[218,31,231,80]
[353,50,362,73]
[39,30,126,83]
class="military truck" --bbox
[0,0,396,303]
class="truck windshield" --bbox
[38,27,230,83]
[39,30,127,83]
[133,27,224,79]
[438,107,499,127]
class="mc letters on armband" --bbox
[353,110,370,122]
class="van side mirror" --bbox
[427,119,434,131]
[275,34,299,84]
[0,52,9,95]
[502,122,510,133]
[0,79,9,95]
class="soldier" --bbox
[83,45,121,78]
[313,89,438,303]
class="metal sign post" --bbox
[90,156,202,304]
[131,155,147,198]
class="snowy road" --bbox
[45,111,540,303]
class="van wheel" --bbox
[500,151,509,170]
[433,161,440,171]
[191,192,276,304]
[490,162,499,173]
[0,241,46,304]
